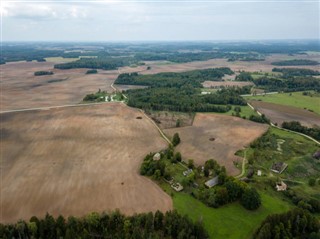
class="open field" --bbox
[202,81,254,88]
[0,62,148,111]
[245,91,320,115]
[0,103,171,223]
[164,114,268,175]
[160,182,292,239]
[249,100,320,127]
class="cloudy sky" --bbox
[1,0,319,41]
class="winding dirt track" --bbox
[0,103,172,223]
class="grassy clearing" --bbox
[160,182,292,239]
[212,105,259,119]
[244,91,320,115]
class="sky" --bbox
[0,0,319,41]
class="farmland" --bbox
[249,100,320,127]
[0,103,171,223]
[245,91,320,115]
[164,114,268,175]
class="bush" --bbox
[172,133,181,146]
[308,178,316,186]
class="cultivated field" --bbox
[202,81,254,88]
[0,61,120,111]
[249,100,320,127]
[0,103,172,223]
[164,114,268,175]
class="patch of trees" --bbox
[54,57,139,70]
[282,121,320,140]
[83,89,106,102]
[126,87,245,113]
[86,69,98,74]
[254,208,320,239]
[271,59,319,66]
[235,72,254,82]
[0,210,208,239]
[272,68,320,77]
[249,114,270,124]
[253,76,320,92]
[115,68,234,88]
[34,71,54,76]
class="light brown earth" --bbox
[0,103,172,223]
[250,101,320,127]
[164,114,269,176]
[202,81,254,88]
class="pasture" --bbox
[0,103,172,223]
[164,114,268,175]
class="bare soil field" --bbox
[202,81,254,88]
[250,101,320,127]
[164,114,268,176]
[0,62,121,111]
[0,103,172,223]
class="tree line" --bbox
[0,210,208,239]
[271,59,319,66]
[34,71,54,76]
[272,68,320,77]
[254,208,320,239]
[282,121,320,140]
[54,57,142,70]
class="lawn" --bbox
[160,182,292,239]
[244,91,320,115]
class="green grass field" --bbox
[244,91,320,115]
[212,105,259,119]
[160,182,292,239]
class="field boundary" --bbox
[0,102,110,114]
[139,109,172,146]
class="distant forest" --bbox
[1,40,319,65]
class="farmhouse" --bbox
[270,162,288,174]
[205,176,219,188]
[276,181,287,191]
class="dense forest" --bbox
[115,68,234,88]
[254,208,320,239]
[0,210,208,239]
[115,68,249,112]
[271,59,319,66]
[54,57,142,70]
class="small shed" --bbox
[153,153,161,161]
[257,170,262,176]
[205,176,219,188]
